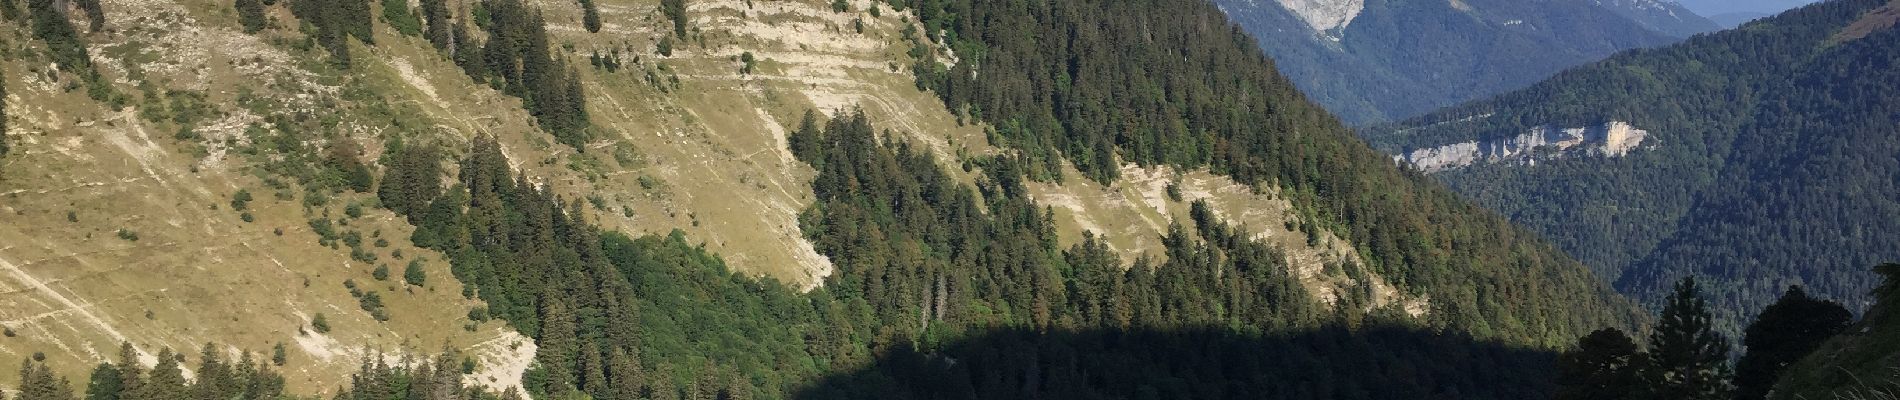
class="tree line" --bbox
[1555,277,1855,400]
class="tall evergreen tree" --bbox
[235,0,267,33]
[1643,277,1733,400]
[1732,286,1853,400]
[83,363,122,400]
[579,0,600,33]
[421,0,450,49]
[1556,328,1644,400]
[27,0,94,76]
[75,0,104,32]
[15,359,77,400]
[535,292,579,395]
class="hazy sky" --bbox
[1674,0,1823,16]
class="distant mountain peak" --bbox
[1273,0,1366,31]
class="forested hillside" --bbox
[2,0,1643,396]
[1213,0,1702,124]
[1364,0,1900,334]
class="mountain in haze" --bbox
[1213,0,1717,124]
[1365,0,1900,334]
[0,0,1640,396]
[1677,0,1823,16]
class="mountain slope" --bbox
[1365,0,1900,333]
[3,0,1638,395]
[1213,0,1709,124]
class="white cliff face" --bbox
[1397,121,1653,172]
[1274,0,1366,31]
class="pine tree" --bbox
[660,0,686,37]
[139,349,187,400]
[578,343,608,398]
[16,359,78,400]
[579,0,599,33]
[235,0,266,33]
[421,0,449,49]
[1733,286,1853,400]
[271,343,288,366]
[535,293,579,394]
[378,143,443,219]
[1555,328,1643,400]
[75,0,104,32]
[1642,277,1733,400]
[27,0,94,76]
[113,343,142,400]
[607,349,644,400]
[84,363,122,400]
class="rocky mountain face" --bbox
[1596,0,1724,37]
[1213,0,1712,124]
[1395,121,1651,173]
[1364,0,1900,335]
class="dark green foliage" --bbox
[403,259,427,286]
[75,0,104,32]
[0,0,20,22]
[377,144,443,219]
[230,189,253,211]
[579,0,599,33]
[906,0,1634,344]
[422,0,450,49]
[372,264,390,281]
[289,0,375,67]
[452,0,590,149]
[1642,278,1732,400]
[236,0,267,33]
[660,0,686,37]
[28,0,98,80]
[382,0,422,36]
[12,342,308,400]
[1555,328,1643,400]
[312,312,331,333]
[1366,0,1898,335]
[83,363,119,400]
[323,140,374,193]
[15,358,76,400]
[373,112,1595,399]
[1732,286,1851,400]
[797,326,1562,400]
[1772,264,1900,399]
[271,342,287,366]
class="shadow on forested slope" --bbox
[791,325,1558,400]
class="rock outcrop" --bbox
[1397,121,1651,172]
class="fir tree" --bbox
[580,0,600,33]
[1555,328,1644,400]
[660,0,686,37]
[535,293,579,394]
[15,359,77,400]
[403,260,427,286]
[83,363,121,400]
[1643,277,1733,400]
[1733,286,1853,400]
[235,0,267,33]
[421,0,450,49]
[75,0,104,32]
